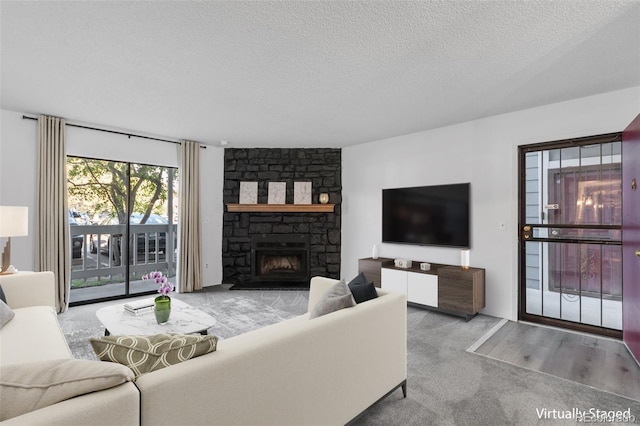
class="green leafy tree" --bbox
[67,158,171,224]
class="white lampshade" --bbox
[0,206,28,237]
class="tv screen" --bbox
[382,183,470,248]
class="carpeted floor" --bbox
[59,284,308,360]
[59,285,640,425]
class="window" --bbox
[67,156,178,305]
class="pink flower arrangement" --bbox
[142,271,174,297]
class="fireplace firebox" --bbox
[250,234,310,284]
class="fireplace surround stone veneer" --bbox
[223,148,341,285]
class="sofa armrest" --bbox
[0,382,139,426]
[0,272,56,309]
[307,276,340,312]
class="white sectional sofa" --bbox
[0,273,407,425]
[0,272,140,426]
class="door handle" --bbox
[636,249,640,258]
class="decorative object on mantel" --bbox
[268,182,286,204]
[294,182,312,204]
[460,249,470,269]
[142,271,175,324]
[239,182,258,204]
[226,204,335,213]
[372,244,379,260]
[0,206,28,275]
[319,193,329,204]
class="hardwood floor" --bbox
[472,320,640,401]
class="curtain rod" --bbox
[22,115,206,148]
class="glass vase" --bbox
[154,296,171,324]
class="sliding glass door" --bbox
[67,157,178,305]
[519,134,623,337]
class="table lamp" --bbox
[0,206,28,274]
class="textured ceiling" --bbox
[1,1,639,148]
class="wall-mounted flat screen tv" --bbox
[382,183,470,248]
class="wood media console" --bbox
[358,257,485,321]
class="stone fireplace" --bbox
[223,148,341,286]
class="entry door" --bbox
[518,133,623,337]
[622,114,640,360]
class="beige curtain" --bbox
[36,115,70,313]
[178,140,202,292]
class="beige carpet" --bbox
[59,284,308,360]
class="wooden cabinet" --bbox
[358,257,393,288]
[438,267,485,318]
[362,258,485,320]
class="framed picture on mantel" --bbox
[294,182,312,204]
[239,182,258,204]
[268,182,286,204]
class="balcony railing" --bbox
[70,223,177,287]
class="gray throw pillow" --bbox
[309,280,356,319]
[0,300,15,329]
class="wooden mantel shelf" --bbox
[226,203,335,213]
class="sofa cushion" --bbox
[90,333,218,378]
[347,273,379,304]
[0,358,134,422]
[309,280,356,319]
[0,284,6,303]
[0,306,73,366]
[0,300,14,329]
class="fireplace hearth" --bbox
[250,234,310,284]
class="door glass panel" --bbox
[525,241,542,315]
[68,158,127,303]
[525,152,542,225]
[520,139,622,332]
[542,241,561,320]
[128,165,178,297]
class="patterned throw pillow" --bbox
[89,333,217,378]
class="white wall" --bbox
[3,86,638,305]
[341,86,640,320]
[0,109,224,286]
[0,110,37,269]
